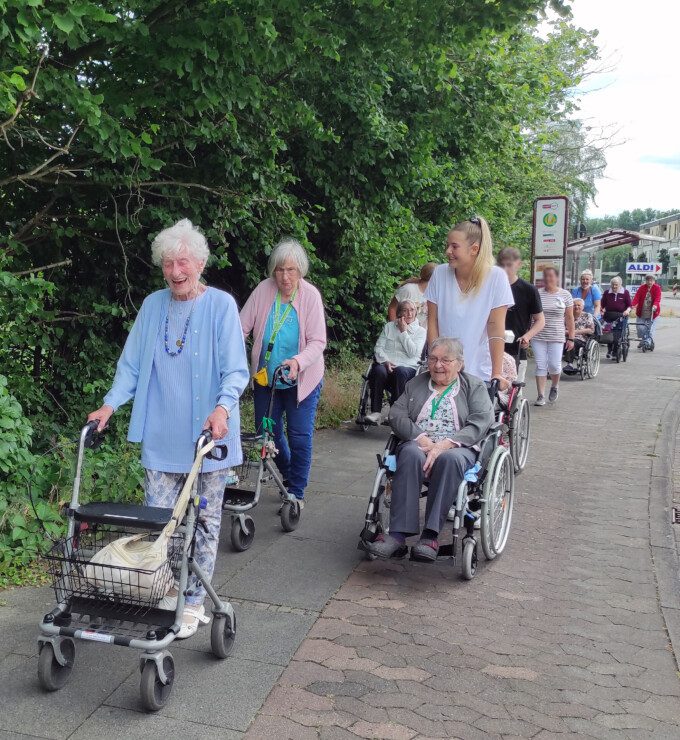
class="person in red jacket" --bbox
[632,274,661,346]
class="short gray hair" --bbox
[430,337,464,363]
[610,276,622,286]
[396,299,416,318]
[151,218,210,266]
[268,237,309,278]
[573,298,585,307]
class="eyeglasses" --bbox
[428,356,458,366]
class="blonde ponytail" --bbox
[450,216,494,296]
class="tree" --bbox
[659,248,670,274]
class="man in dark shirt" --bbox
[497,247,545,382]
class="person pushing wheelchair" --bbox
[364,337,494,562]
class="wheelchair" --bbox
[493,381,530,474]
[563,333,600,380]
[357,408,514,580]
[356,356,427,431]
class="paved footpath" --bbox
[2,320,680,739]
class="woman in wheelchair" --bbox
[364,300,426,425]
[563,299,594,372]
[364,337,494,562]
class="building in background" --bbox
[636,213,680,280]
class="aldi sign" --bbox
[626,262,662,274]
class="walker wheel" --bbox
[230,516,255,552]
[38,639,75,691]
[140,655,175,712]
[461,539,478,580]
[210,612,236,659]
[280,500,301,532]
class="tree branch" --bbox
[0,48,48,137]
[11,259,72,277]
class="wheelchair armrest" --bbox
[511,380,525,388]
[487,421,507,435]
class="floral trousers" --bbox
[144,468,229,606]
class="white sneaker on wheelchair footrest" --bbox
[365,411,382,425]
[177,605,210,640]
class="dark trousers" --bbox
[564,337,586,363]
[369,364,415,412]
[389,441,477,536]
[253,382,322,500]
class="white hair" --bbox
[573,298,585,307]
[396,299,417,318]
[430,337,464,363]
[268,237,309,278]
[610,276,622,286]
[580,269,593,278]
[151,218,210,266]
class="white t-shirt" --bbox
[424,264,514,381]
[394,282,427,327]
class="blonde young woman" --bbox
[425,216,514,384]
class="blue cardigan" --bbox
[104,287,249,447]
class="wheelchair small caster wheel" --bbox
[230,516,255,552]
[461,539,478,580]
[211,612,236,659]
[38,639,75,691]
[140,654,175,711]
[280,500,301,532]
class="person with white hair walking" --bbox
[240,238,327,507]
[571,269,602,318]
[87,218,250,638]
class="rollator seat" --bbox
[70,502,174,531]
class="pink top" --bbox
[240,277,327,401]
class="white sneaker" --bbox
[176,604,210,640]
[447,505,456,521]
[365,411,382,424]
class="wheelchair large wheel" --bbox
[587,341,600,379]
[480,447,514,560]
[356,372,372,432]
[509,397,530,473]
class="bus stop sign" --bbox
[626,262,662,274]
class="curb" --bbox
[649,387,680,666]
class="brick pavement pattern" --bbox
[247,321,680,740]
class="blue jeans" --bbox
[253,381,322,500]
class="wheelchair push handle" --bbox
[487,378,500,401]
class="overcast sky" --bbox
[568,0,680,217]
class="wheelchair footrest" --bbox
[222,487,257,509]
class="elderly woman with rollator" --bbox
[240,238,326,508]
[365,337,494,562]
[364,299,427,425]
[88,219,250,638]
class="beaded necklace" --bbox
[164,293,198,357]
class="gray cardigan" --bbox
[388,371,494,448]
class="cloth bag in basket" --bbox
[85,439,215,600]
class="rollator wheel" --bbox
[622,343,629,362]
[461,539,478,580]
[140,654,175,712]
[211,612,236,659]
[38,639,75,691]
[280,500,301,532]
[230,516,255,552]
[509,398,530,474]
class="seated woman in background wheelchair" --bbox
[563,298,594,373]
[364,337,494,562]
[364,300,426,425]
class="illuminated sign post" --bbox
[531,196,569,288]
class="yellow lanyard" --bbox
[264,289,297,362]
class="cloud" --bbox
[639,154,680,170]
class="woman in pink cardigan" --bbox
[240,238,326,506]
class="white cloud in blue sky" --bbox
[568,0,680,216]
